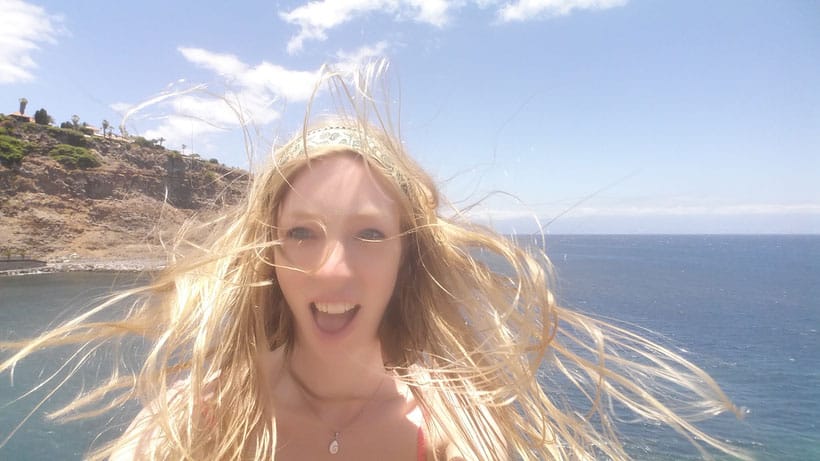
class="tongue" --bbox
[315,309,356,334]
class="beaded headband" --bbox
[277,125,408,188]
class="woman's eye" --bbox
[286,227,314,241]
[357,229,385,242]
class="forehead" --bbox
[278,153,399,220]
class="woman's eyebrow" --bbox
[284,206,391,220]
[347,208,393,220]
[280,210,324,221]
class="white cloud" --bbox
[122,48,319,151]
[334,41,390,73]
[177,47,247,76]
[277,0,628,53]
[0,0,63,84]
[170,95,244,127]
[472,203,820,222]
[408,0,453,26]
[465,202,820,234]
[178,47,319,104]
[109,102,133,114]
[473,0,499,8]
[497,0,628,22]
[280,0,457,54]
[121,45,392,160]
[240,62,319,102]
[142,114,224,152]
[572,203,820,217]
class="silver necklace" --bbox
[288,361,385,455]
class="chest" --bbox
[273,402,422,461]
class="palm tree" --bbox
[71,114,80,129]
[158,137,165,147]
[18,98,28,115]
[102,120,110,137]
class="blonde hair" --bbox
[1,61,750,460]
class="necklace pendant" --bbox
[329,433,340,455]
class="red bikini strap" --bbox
[417,425,426,461]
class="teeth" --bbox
[313,302,356,314]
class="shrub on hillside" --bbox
[46,126,88,147]
[49,144,101,169]
[0,134,27,167]
[34,108,53,125]
[134,136,162,149]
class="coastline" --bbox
[0,258,166,276]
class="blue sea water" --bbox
[1,235,818,460]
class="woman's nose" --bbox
[314,239,354,277]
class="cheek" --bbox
[274,264,302,306]
[367,244,403,297]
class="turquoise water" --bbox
[1,236,818,460]
[0,272,146,460]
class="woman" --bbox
[2,64,750,460]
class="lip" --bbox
[310,302,360,336]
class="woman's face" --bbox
[274,153,403,354]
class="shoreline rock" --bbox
[0,258,166,276]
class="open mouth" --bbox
[310,302,360,334]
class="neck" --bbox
[282,347,391,457]
[286,341,387,400]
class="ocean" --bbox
[1,235,818,460]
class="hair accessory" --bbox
[277,126,381,162]
[276,125,409,189]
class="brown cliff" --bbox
[0,116,248,263]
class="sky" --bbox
[1,0,818,234]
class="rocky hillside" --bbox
[0,115,248,262]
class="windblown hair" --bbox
[1,61,750,460]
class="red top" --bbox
[417,425,426,461]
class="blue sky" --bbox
[1,0,818,233]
